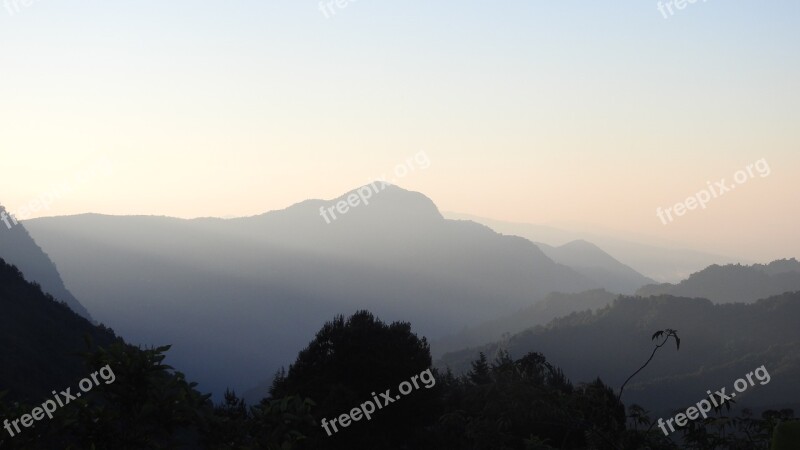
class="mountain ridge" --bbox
[636,259,800,303]
[0,205,93,321]
[23,185,603,397]
[0,257,118,402]
[437,290,800,415]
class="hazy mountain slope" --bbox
[536,240,654,294]
[0,258,118,402]
[444,212,740,282]
[23,185,603,397]
[0,205,93,320]
[637,259,800,304]
[431,289,617,356]
[438,292,800,415]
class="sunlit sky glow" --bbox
[1,0,799,261]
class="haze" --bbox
[2,1,799,262]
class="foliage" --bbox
[3,294,799,449]
[270,310,439,449]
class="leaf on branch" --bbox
[652,330,664,341]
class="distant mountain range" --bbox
[6,185,799,422]
[23,185,655,398]
[444,212,741,283]
[15,185,784,409]
[438,291,800,415]
[536,240,654,294]
[431,289,617,356]
[637,259,800,303]
[434,258,800,358]
[0,205,92,320]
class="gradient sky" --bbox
[1,0,798,262]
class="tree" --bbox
[203,389,251,449]
[269,310,438,450]
[468,352,492,385]
[63,342,213,450]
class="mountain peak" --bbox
[281,183,443,226]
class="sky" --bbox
[1,0,799,262]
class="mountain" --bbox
[437,292,800,415]
[0,257,118,402]
[0,205,93,320]
[535,240,654,294]
[636,259,800,304]
[431,289,617,356]
[444,212,741,283]
[22,185,617,398]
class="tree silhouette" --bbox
[269,310,438,450]
[468,352,492,385]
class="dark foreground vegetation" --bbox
[2,254,798,449]
[2,308,798,449]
